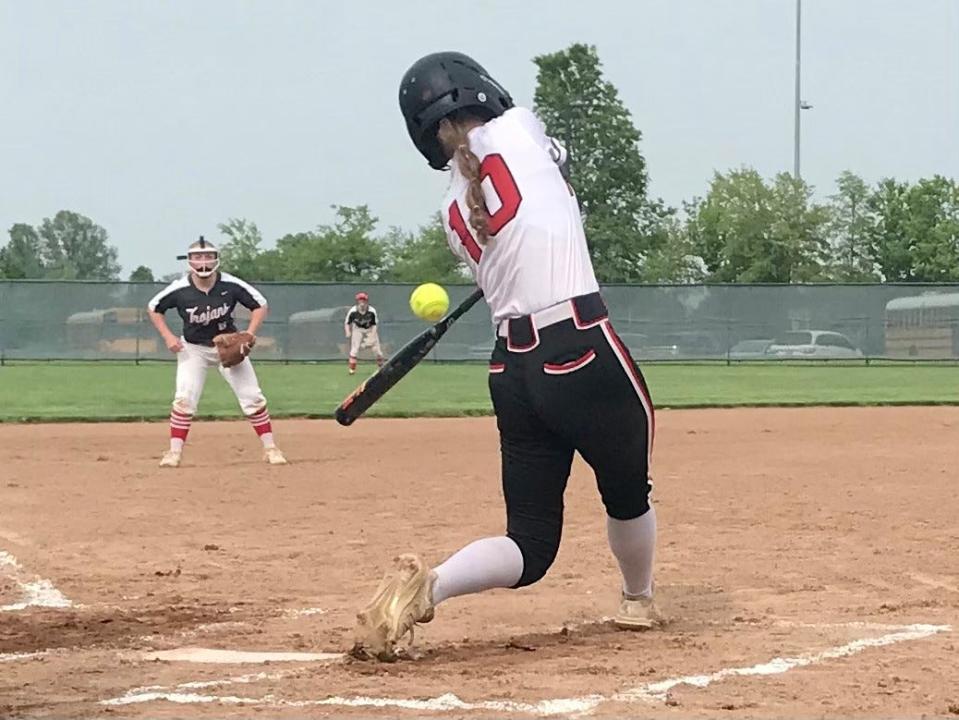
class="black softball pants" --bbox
[488,293,655,588]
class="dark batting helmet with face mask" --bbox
[399,51,514,170]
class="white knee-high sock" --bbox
[431,536,524,606]
[607,506,656,599]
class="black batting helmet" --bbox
[399,51,513,170]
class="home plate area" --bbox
[96,619,951,716]
[3,411,959,717]
[5,582,954,718]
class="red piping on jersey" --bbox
[488,362,506,374]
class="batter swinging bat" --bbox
[335,288,485,426]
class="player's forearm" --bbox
[148,311,176,340]
[247,307,268,336]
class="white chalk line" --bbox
[617,622,950,703]
[0,578,73,611]
[604,617,916,632]
[774,619,929,631]
[0,550,72,611]
[141,648,344,664]
[284,606,328,618]
[101,622,951,714]
[105,669,296,704]
[0,650,47,663]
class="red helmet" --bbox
[355,292,369,302]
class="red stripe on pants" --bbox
[599,321,655,461]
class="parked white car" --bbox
[767,331,863,359]
[727,338,775,360]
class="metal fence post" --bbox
[135,308,141,366]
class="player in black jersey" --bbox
[344,291,385,374]
[147,238,288,468]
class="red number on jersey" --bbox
[480,154,522,234]
[447,153,523,263]
[448,200,482,263]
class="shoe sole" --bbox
[612,616,657,631]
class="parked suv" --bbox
[767,331,862,359]
[727,338,775,359]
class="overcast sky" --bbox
[1,0,956,277]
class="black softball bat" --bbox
[335,288,485,426]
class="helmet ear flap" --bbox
[420,127,449,171]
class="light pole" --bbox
[794,0,812,179]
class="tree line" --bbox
[2,44,957,285]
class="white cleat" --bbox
[351,553,436,662]
[349,367,356,375]
[263,447,288,465]
[613,592,662,631]
[159,450,182,468]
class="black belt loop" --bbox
[506,316,537,351]
[571,292,608,328]
[505,292,607,350]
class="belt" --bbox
[497,292,608,353]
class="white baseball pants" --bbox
[172,339,267,416]
[349,327,384,359]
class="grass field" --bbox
[1,361,957,421]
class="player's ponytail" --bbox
[437,116,490,245]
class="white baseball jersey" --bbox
[441,106,600,323]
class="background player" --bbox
[344,291,385,374]
[353,52,659,660]
[147,237,288,468]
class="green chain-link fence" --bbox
[1,280,957,362]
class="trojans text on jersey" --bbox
[186,303,230,326]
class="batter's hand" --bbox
[164,335,184,353]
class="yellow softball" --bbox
[409,283,450,322]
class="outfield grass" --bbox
[0,361,957,422]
